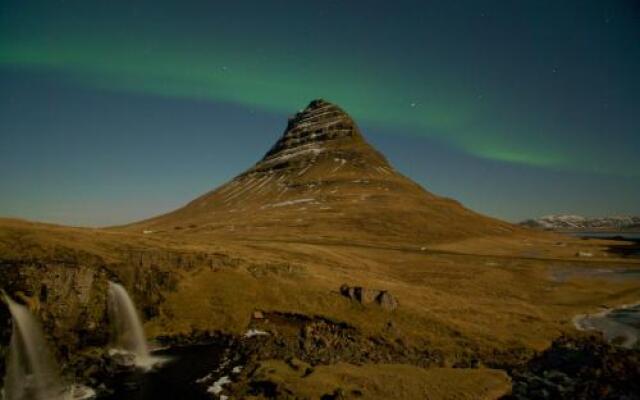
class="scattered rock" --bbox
[244,329,270,338]
[243,311,441,367]
[339,284,398,311]
[321,388,346,400]
[253,310,264,319]
[377,291,398,311]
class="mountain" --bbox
[521,214,640,231]
[127,99,517,245]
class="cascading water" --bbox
[1,292,95,400]
[1,292,67,400]
[107,281,159,369]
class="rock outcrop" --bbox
[243,311,440,367]
[340,284,398,311]
[255,98,387,173]
[504,335,640,400]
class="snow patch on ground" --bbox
[243,329,270,338]
[297,164,312,176]
[232,366,243,374]
[196,373,213,384]
[261,198,315,209]
[254,175,273,192]
[68,384,96,400]
[262,143,324,165]
[331,158,347,173]
[207,375,231,396]
[376,166,391,175]
[224,177,263,203]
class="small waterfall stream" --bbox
[1,292,95,400]
[2,292,67,400]
[107,281,160,369]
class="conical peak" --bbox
[261,99,364,163]
[290,98,349,124]
[128,99,513,245]
[287,98,360,137]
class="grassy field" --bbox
[241,360,511,399]
[1,217,639,398]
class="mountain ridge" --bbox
[521,214,640,231]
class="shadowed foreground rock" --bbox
[503,335,640,400]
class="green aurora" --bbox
[1,1,638,176]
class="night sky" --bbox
[1,1,639,226]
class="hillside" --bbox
[126,99,519,245]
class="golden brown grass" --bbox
[1,217,639,399]
[247,359,511,400]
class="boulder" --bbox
[376,291,398,311]
[354,287,380,305]
[253,310,265,319]
[339,284,397,311]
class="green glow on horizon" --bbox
[0,34,633,176]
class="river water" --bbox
[574,303,640,349]
[569,232,640,240]
[568,231,640,257]
[101,343,237,400]
[552,256,640,349]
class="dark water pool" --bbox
[551,267,640,282]
[550,263,640,348]
[575,303,640,348]
[101,344,233,400]
[568,232,640,256]
[609,304,640,330]
[569,232,640,240]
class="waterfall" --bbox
[2,292,67,400]
[107,281,155,368]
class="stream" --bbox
[100,343,235,400]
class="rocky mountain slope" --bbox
[127,99,518,245]
[521,215,640,231]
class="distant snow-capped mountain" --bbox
[520,215,640,231]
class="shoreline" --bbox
[572,301,640,348]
